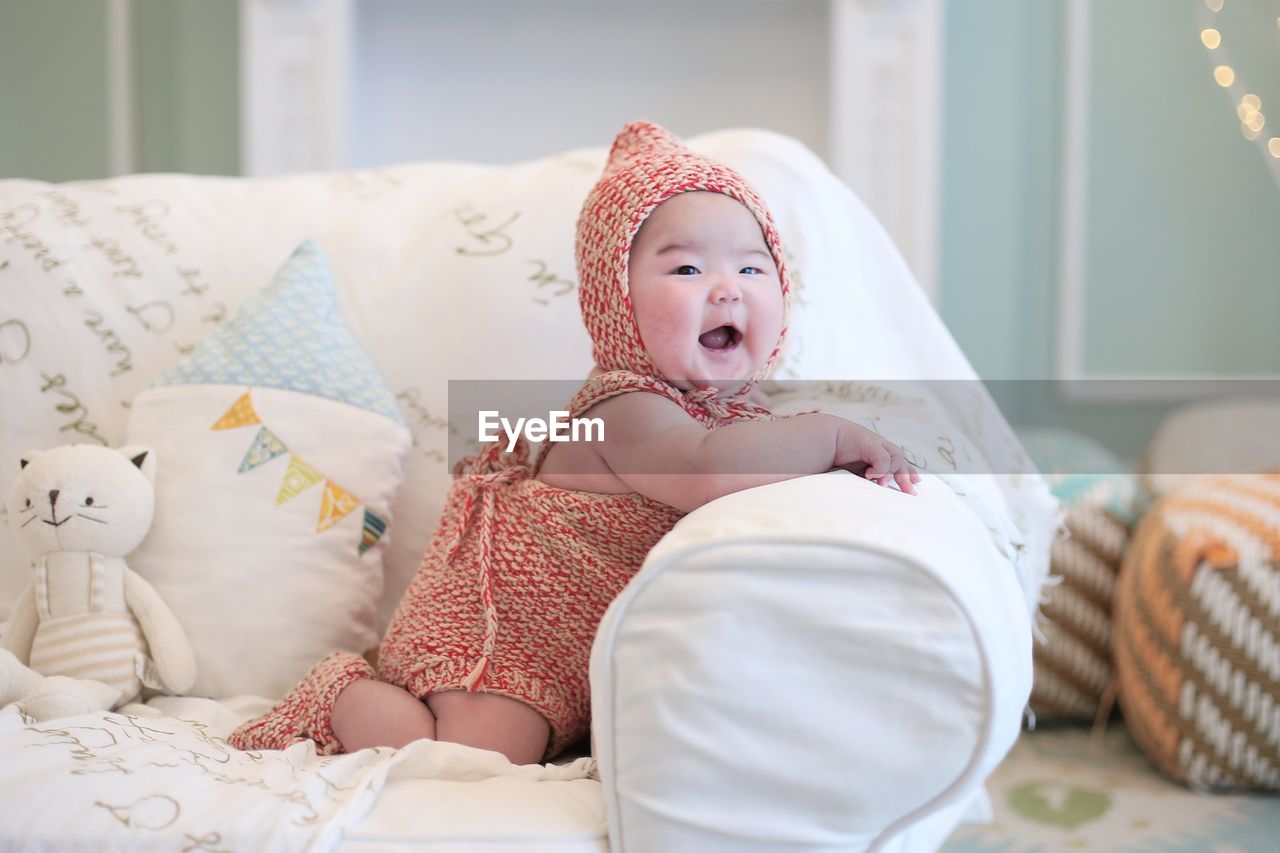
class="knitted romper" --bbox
[229,120,794,762]
[378,376,763,759]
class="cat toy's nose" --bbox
[48,489,59,505]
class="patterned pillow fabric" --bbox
[1016,427,1145,722]
[1113,473,1280,791]
[125,241,411,699]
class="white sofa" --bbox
[0,129,1056,850]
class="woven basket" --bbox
[1113,473,1280,790]
[1032,504,1129,719]
[1017,428,1143,722]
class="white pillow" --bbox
[1140,397,1280,497]
[125,242,410,699]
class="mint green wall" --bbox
[938,0,1280,457]
[939,0,1061,382]
[132,0,239,175]
[1081,0,1280,376]
[0,0,238,180]
[0,0,111,181]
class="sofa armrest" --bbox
[589,471,1032,852]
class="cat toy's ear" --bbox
[118,446,157,484]
[19,450,42,470]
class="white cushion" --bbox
[1141,397,1280,497]
[591,472,1032,850]
[124,242,409,698]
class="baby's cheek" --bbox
[637,302,682,339]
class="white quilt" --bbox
[0,695,602,851]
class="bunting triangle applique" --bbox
[317,480,360,532]
[238,427,289,473]
[211,391,261,430]
[213,392,373,533]
[276,455,324,505]
[358,509,388,555]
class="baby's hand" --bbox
[835,422,921,495]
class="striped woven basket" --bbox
[1017,428,1143,722]
[1033,504,1129,719]
[1113,473,1280,790]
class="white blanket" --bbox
[0,695,600,851]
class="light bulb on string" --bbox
[1199,0,1280,189]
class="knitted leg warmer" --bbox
[228,652,376,755]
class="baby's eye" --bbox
[740,266,764,275]
[24,498,31,508]
[84,496,95,506]
[675,265,700,276]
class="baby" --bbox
[230,121,917,765]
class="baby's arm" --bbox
[591,392,917,513]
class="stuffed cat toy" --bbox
[0,444,196,721]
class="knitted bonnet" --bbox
[574,121,792,419]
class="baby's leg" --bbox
[330,683,551,764]
[331,679,436,751]
[427,690,551,765]
[228,652,376,754]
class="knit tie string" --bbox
[441,441,532,691]
[682,385,774,426]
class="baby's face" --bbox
[627,191,784,392]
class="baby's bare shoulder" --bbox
[588,389,700,437]
[586,391,708,475]
[538,391,697,492]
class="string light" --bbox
[1200,0,1280,187]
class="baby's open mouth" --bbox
[698,325,742,351]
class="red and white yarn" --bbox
[575,120,792,410]
[228,651,376,755]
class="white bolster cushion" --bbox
[590,472,1032,852]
